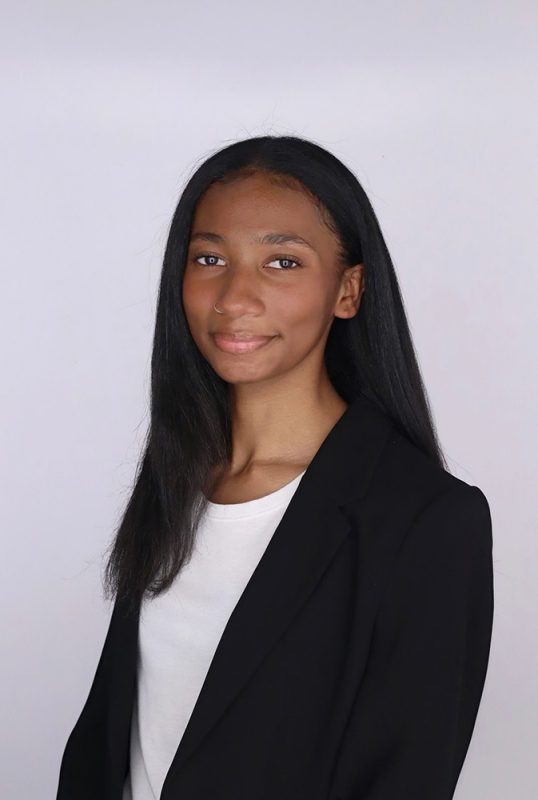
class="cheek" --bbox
[275,282,333,330]
[182,275,210,320]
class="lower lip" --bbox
[212,334,276,354]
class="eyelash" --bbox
[191,253,303,271]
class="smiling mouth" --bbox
[211,333,277,354]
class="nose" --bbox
[213,268,265,317]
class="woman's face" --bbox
[182,171,364,386]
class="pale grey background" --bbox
[1,1,536,798]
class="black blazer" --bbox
[56,392,494,799]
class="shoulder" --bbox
[342,425,492,555]
[375,426,489,511]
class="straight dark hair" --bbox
[103,134,448,615]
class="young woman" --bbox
[56,135,494,800]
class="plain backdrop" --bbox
[1,1,537,798]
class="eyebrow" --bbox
[189,231,316,251]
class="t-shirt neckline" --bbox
[203,469,307,520]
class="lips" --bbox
[212,333,276,354]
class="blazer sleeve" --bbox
[335,484,494,800]
[56,597,123,799]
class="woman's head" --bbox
[104,135,447,609]
[182,168,364,395]
[155,137,375,408]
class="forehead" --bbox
[190,174,337,249]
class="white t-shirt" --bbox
[123,469,307,800]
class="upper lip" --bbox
[212,331,275,341]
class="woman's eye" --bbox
[194,255,226,267]
[266,257,302,270]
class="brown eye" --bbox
[194,255,225,267]
[266,256,302,270]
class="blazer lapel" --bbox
[160,391,395,791]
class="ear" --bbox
[333,263,365,320]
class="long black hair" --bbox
[103,134,448,614]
